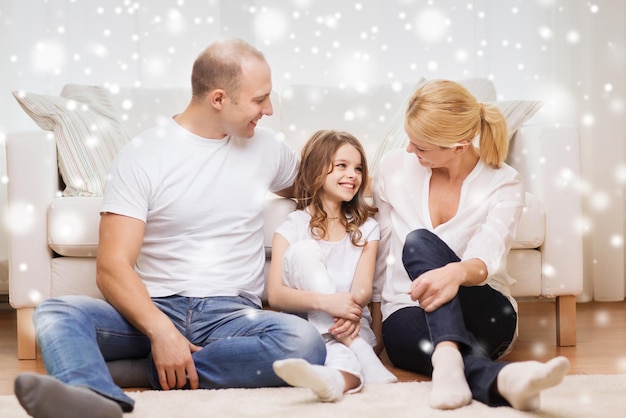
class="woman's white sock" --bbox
[497,356,570,411]
[273,358,344,402]
[429,346,472,409]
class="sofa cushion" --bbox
[48,197,102,257]
[51,257,102,299]
[48,195,297,258]
[13,85,130,197]
[47,192,542,257]
[512,192,545,249]
[507,249,543,297]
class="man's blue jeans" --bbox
[34,294,326,411]
[383,229,517,406]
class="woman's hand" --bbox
[408,259,488,312]
[407,264,463,312]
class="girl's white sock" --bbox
[273,358,344,402]
[429,346,472,409]
[497,356,570,411]
[348,338,397,384]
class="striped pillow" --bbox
[492,100,543,140]
[12,86,130,196]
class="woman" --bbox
[373,79,569,410]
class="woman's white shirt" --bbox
[373,148,525,321]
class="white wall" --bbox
[0,0,624,300]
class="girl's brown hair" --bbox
[405,79,509,168]
[294,130,377,246]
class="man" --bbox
[14,38,326,418]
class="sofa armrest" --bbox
[6,131,59,309]
[507,125,583,297]
[262,196,296,258]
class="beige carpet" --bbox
[1,374,624,417]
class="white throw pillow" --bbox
[13,85,130,196]
[369,78,428,173]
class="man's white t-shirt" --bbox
[373,148,525,321]
[101,118,298,306]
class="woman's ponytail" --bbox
[477,102,509,168]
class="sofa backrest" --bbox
[276,82,417,163]
[16,79,498,199]
[111,78,498,165]
[115,87,191,138]
[112,87,284,139]
[274,78,497,168]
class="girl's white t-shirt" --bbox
[101,118,298,306]
[276,210,380,294]
[276,210,380,345]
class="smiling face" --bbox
[221,57,273,138]
[322,143,363,204]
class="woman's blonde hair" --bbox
[405,79,509,168]
[294,130,377,247]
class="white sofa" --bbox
[6,79,583,359]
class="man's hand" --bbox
[149,321,202,390]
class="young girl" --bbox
[268,130,397,402]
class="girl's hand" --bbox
[321,292,362,322]
[329,318,360,344]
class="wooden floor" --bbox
[1,298,625,394]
